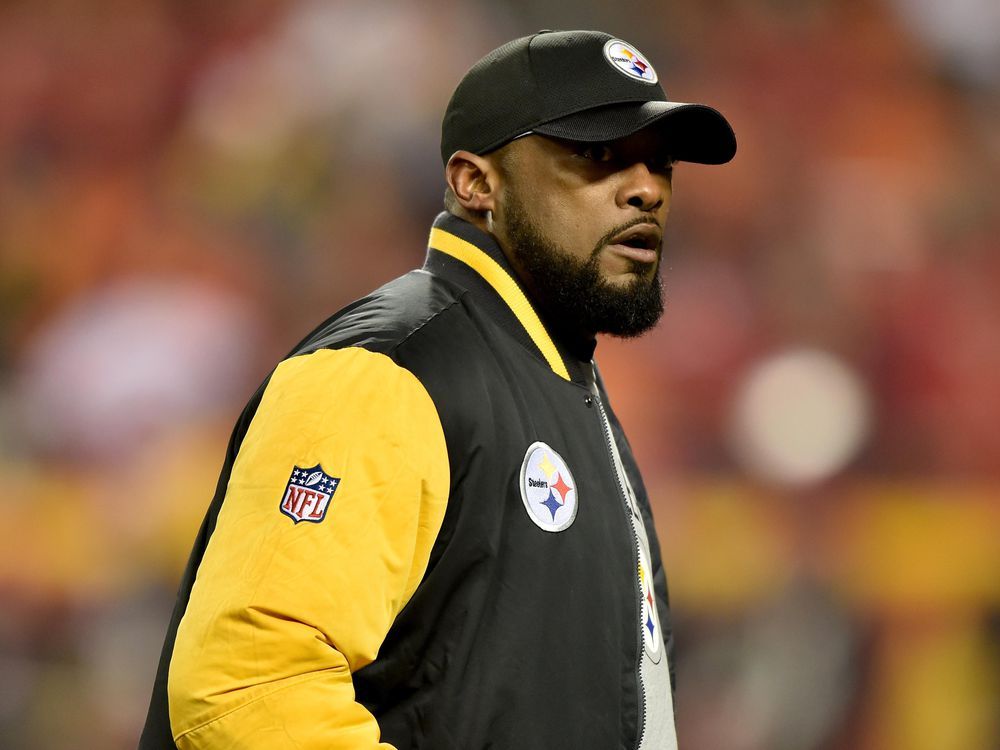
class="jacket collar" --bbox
[423,212,596,386]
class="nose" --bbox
[615,161,670,213]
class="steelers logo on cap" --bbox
[603,39,658,84]
[519,442,578,532]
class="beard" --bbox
[501,192,664,339]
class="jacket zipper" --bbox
[590,374,647,750]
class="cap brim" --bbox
[532,101,737,165]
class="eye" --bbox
[652,156,676,175]
[578,143,615,162]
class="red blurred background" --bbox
[1,1,998,748]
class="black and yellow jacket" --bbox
[139,212,677,750]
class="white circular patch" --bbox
[603,39,658,84]
[638,543,663,662]
[519,442,578,532]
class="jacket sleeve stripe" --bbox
[166,347,450,748]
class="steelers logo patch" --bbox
[519,442,578,532]
[638,543,663,663]
[603,39,658,84]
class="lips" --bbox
[606,223,662,264]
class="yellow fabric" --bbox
[168,347,450,749]
[428,227,571,381]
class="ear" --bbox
[445,150,501,214]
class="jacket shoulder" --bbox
[292,270,463,357]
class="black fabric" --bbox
[534,101,737,165]
[440,29,736,165]
[352,297,641,749]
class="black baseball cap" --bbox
[441,30,736,166]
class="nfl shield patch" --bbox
[279,464,340,524]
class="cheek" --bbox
[518,177,567,220]
[508,163,615,250]
[512,184,577,238]
[539,186,608,240]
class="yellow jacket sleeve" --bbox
[167,347,450,749]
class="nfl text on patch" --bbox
[279,464,340,524]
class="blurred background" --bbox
[1,0,998,748]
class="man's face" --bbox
[490,129,674,338]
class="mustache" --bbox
[592,215,662,256]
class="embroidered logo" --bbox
[603,39,658,84]
[279,464,340,524]
[519,442,578,532]
[638,543,663,663]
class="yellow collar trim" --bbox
[428,227,570,381]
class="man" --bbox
[140,29,735,750]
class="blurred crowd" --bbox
[0,1,997,748]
